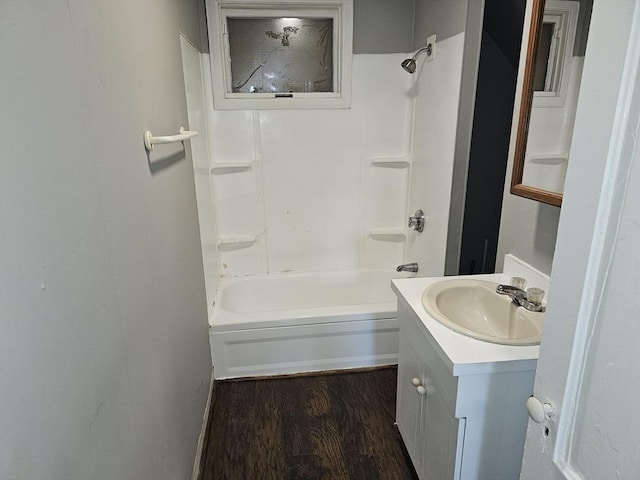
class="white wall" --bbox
[0,1,211,479]
[205,54,414,276]
[406,0,468,276]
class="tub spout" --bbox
[396,262,418,273]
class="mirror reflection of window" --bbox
[533,22,555,91]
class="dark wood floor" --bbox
[198,366,418,480]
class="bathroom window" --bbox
[206,0,353,110]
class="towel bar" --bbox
[144,126,198,152]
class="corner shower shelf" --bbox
[366,228,407,241]
[369,157,411,168]
[210,162,253,174]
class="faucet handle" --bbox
[523,287,546,312]
[526,287,545,305]
[510,277,527,290]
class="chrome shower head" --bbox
[401,58,417,74]
[400,43,433,74]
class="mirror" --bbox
[510,0,592,207]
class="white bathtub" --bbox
[210,269,408,379]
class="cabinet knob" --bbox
[416,385,427,395]
[526,396,553,423]
[411,377,422,387]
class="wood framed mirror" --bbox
[510,0,591,207]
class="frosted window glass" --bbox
[227,18,333,93]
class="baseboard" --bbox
[191,368,215,480]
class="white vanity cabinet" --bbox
[395,300,537,480]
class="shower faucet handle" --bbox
[409,209,425,233]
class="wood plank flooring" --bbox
[199,366,418,480]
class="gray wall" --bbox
[458,27,523,275]
[413,0,468,48]
[354,0,415,53]
[495,0,594,275]
[0,1,212,479]
[453,0,527,275]
[445,0,564,276]
[445,0,484,275]
[496,198,560,275]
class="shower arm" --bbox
[410,45,432,62]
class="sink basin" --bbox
[422,279,543,345]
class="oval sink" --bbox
[422,279,543,346]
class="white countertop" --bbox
[391,255,548,376]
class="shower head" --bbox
[400,43,433,74]
[401,58,417,74]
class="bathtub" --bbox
[210,269,409,379]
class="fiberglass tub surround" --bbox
[195,11,479,380]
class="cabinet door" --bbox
[419,380,462,480]
[396,325,423,469]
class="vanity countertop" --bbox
[391,255,548,377]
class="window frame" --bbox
[206,0,353,110]
[532,1,580,108]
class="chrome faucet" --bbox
[397,262,419,273]
[496,284,546,312]
[496,284,527,305]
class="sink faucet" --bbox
[496,284,545,312]
[496,284,527,304]
[397,262,419,273]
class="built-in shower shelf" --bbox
[210,162,253,174]
[369,157,411,168]
[217,234,257,247]
[366,229,407,241]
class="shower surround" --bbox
[205,54,414,277]
[193,32,466,375]
[203,54,415,377]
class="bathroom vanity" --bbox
[391,255,546,480]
